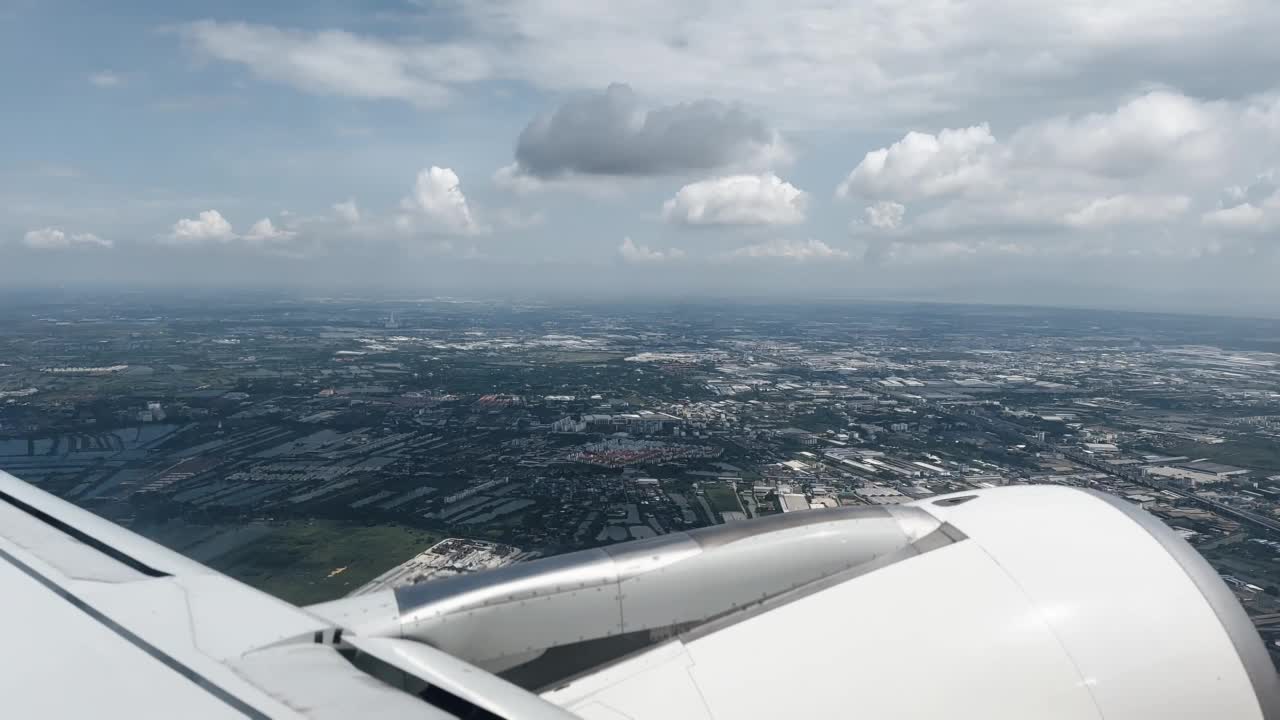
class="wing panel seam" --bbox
[0,546,270,720]
[0,489,170,578]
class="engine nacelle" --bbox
[314,486,1279,719]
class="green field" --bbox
[1166,438,1280,473]
[704,483,743,514]
[211,521,438,605]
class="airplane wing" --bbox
[0,469,572,719]
[1,467,1276,719]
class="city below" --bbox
[2,292,1279,666]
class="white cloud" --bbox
[662,173,806,226]
[400,166,482,235]
[456,1,1280,126]
[864,201,906,230]
[88,71,122,88]
[1202,186,1280,231]
[844,92,1280,203]
[728,238,849,261]
[22,228,112,250]
[619,237,685,264]
[1062,194,1191,228]
[837,125,999,200]
[162,210,236,245]
[1202,203,1269,230]
[243,218,297,243]
[1010,91,1226,178]
[181,21,489,106]
[332,199,360,224]
[180,5,1280,129]
[20,6,1279,310]
[1201,171,1280,231]
[840,91,1280,246]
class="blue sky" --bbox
[4,1,1280,314]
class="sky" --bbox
[3,0,1280,314]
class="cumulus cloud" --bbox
[162,210,236,245]
[151,211,309,250]
[29,5,1279,309]
[332,199,360,224]
[728,239,849,261]
[838,125,999,200]
[181,21,489,106]
[400,166,482,235]
[662,173,806,226]
[504,84,788,182]
[243,218,297,243]
[843,91,1278,202]
[619,237,685,264]
[840,91,1280,244]
[22,228,112,249]
[1010,91,1226,178]
[864,201,906,230]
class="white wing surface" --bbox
[2,468,1275,719]
[0,469,548,719]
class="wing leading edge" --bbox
[0,470,527,718]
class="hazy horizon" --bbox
[4,283,1280,324]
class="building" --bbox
[551,416,588,433]
[855,486,911,505]
[1144,465,1230,488]
[1172,461,1249,480]
[778,493,810,513]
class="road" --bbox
[1060,448,1280,537]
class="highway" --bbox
[1057,447,1280,537]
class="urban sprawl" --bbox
[2,294,1279,661]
